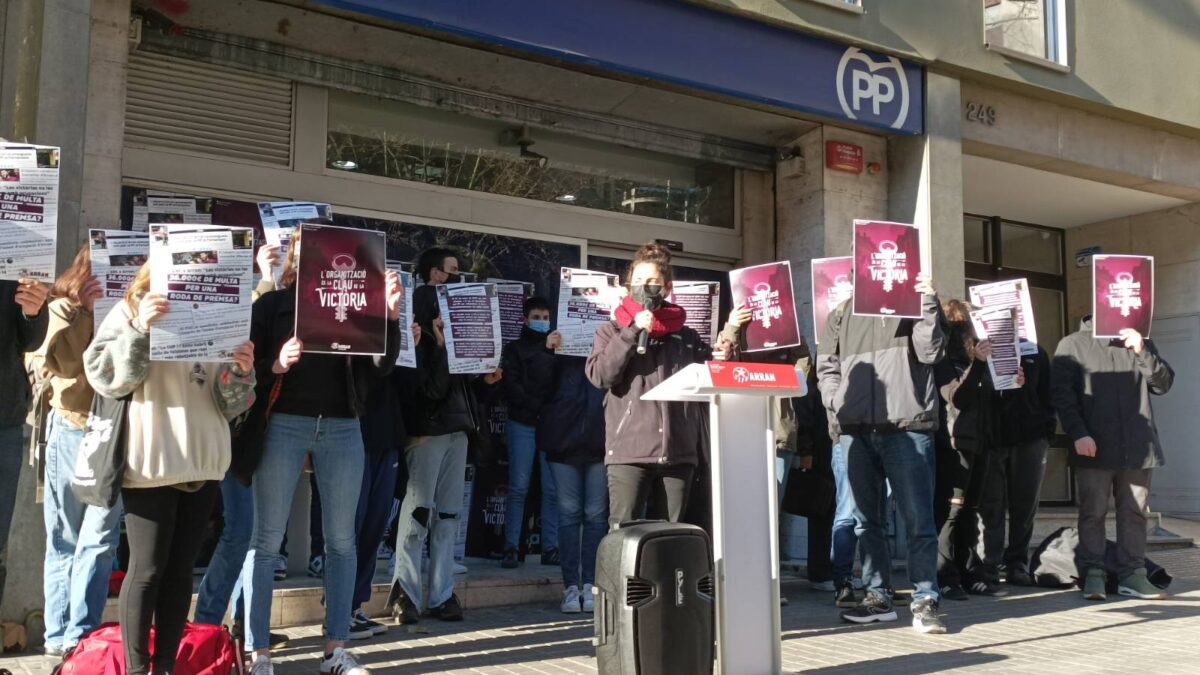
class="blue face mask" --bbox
[528,319,551,334]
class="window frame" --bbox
[983,0,1070,71]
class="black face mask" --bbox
[443,272,462,285]
[631,283,665,309]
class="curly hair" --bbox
[626,242,674,287]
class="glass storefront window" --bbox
[326,91,736,228]
[999,221,1062,274]
[964,215,990,263]
[984,0,1067,65]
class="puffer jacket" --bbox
[1052,317,1174,470]
[538,355,605,465]
[994,343,1055,447]
[935,337,995,455]
[816,294,947,435]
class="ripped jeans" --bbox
[392,432,468,609]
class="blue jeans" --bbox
[42,411,121,649]
[550,462,607,589]
[353,446,400,609]
[830,441,861,585]
[243,414,364,649]
[842,432,938,605]
[504,421,557,552]
[194,472,253,625]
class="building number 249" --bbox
[964,101,997,126]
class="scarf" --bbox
[614,295,687,338]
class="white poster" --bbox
[556,267,621,357]
[148,225,255,362]
[969,306,1022,391]
[670,281,720,346]
[437,282,502,374]
[0,143,60,281]
[258,201,332,287]
[968,278,1039,356]
[89,229,149,332]
[387,261,417,369]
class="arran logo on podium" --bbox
[707,361,800,390]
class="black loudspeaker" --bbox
[593,521,714,675]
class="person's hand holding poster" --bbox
[488,278,535,344]
[294,223,388,355]
[852,220,922,318]
[670,281,720,346]
[148,225,254,361]
[969,306,1022,390]
[258,202,332,287]
[0,143,60,281]
[1093,254,1154,339]
[810,257,853,344]
[90,229,149,332]
[437,283,502,374]
[388,261,417,368]
[968,278,1038,355]
[556,268,621,356]
[729,261,801,352]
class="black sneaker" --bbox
[911,599,947,634]
[940,584,970,601]
[1007,567,1034,586]
[541,548,560,566]
[840,593,898,624]
[426,593,464,621]
[834,581,858,608]
[967,580,1009,597]
[386,580,420,625]
[348,608,387,640]
[500,548,519,569]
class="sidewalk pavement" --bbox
[3,547,1198,674]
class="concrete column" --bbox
[888,70,966,301]
[0,0,45,142]
[776,126,888,344]
[79,0,131,235]
[739,168,775,267]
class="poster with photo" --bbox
[90,229,149,332]
[258,202,332,287]
[1093,254,1154,339]
[968,278,1039,356]
[852,220,922,318]
[488,278,535,344]
[969,306,1022,391]
[810,257,854,344]
[294,223,388,355]
[437,282,502,374]
[0,143,59,281]
[387,261,417,368]
[148,225,254,361]
[729,261,802,352]
[556,268,622,357]
[670,281,721,346]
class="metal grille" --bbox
[625,578,654,606]
[697,575,714,597]
[125,51,293,165]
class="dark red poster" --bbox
[1092,254,1154,339]
[294,223,388,355]
[852,220,922,318]
[810,256,854,344]
[729,261,802,353]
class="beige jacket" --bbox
[42,298,96,429]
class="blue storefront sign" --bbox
[308,0,924,135]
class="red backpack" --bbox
[54,622,244,675]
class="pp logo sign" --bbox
[836,47,911,130]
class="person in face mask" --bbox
[498,297,560,569]
[585,243,741,528]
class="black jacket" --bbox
[1052,318,1174,470]
[935,338,995,455]
[539,355,605,465]
[994,343,1055,447]
[1,281,49,426]
[743,343,817,457]
[500,327,556,426]
[359,371,407,455]
[248,286,400,418]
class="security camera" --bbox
[519,143,549,168]
[500,125,549,167]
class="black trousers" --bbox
[120,482,219,675]
[933,446,988,589]
[607,463,695,530]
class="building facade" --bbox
[2,0,1199,619]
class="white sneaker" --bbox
[319,647,371,675]
[582,584,595,613]
[810,580,836,592]
[561,585,582,614]
[453,562,468,575]
[249,655,275,675]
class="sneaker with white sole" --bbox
[1118,568,1167,600]
[308,555,325,579]
[840,593,898,624]
[561,585,582,614]
[453,562,468,575]
[319,647,371,675]
[582,583,595,613]
[249,655,275,675]
[911,598,947,635]
[351,607,388,636]
[273,558,288,581]
[810,579,836,592]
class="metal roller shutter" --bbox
[125,51,293,166]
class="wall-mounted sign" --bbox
[1075,245,1102,268]
[825,141,864,174]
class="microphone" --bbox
[636,294,663,355]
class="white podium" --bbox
[643,361,806,675]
